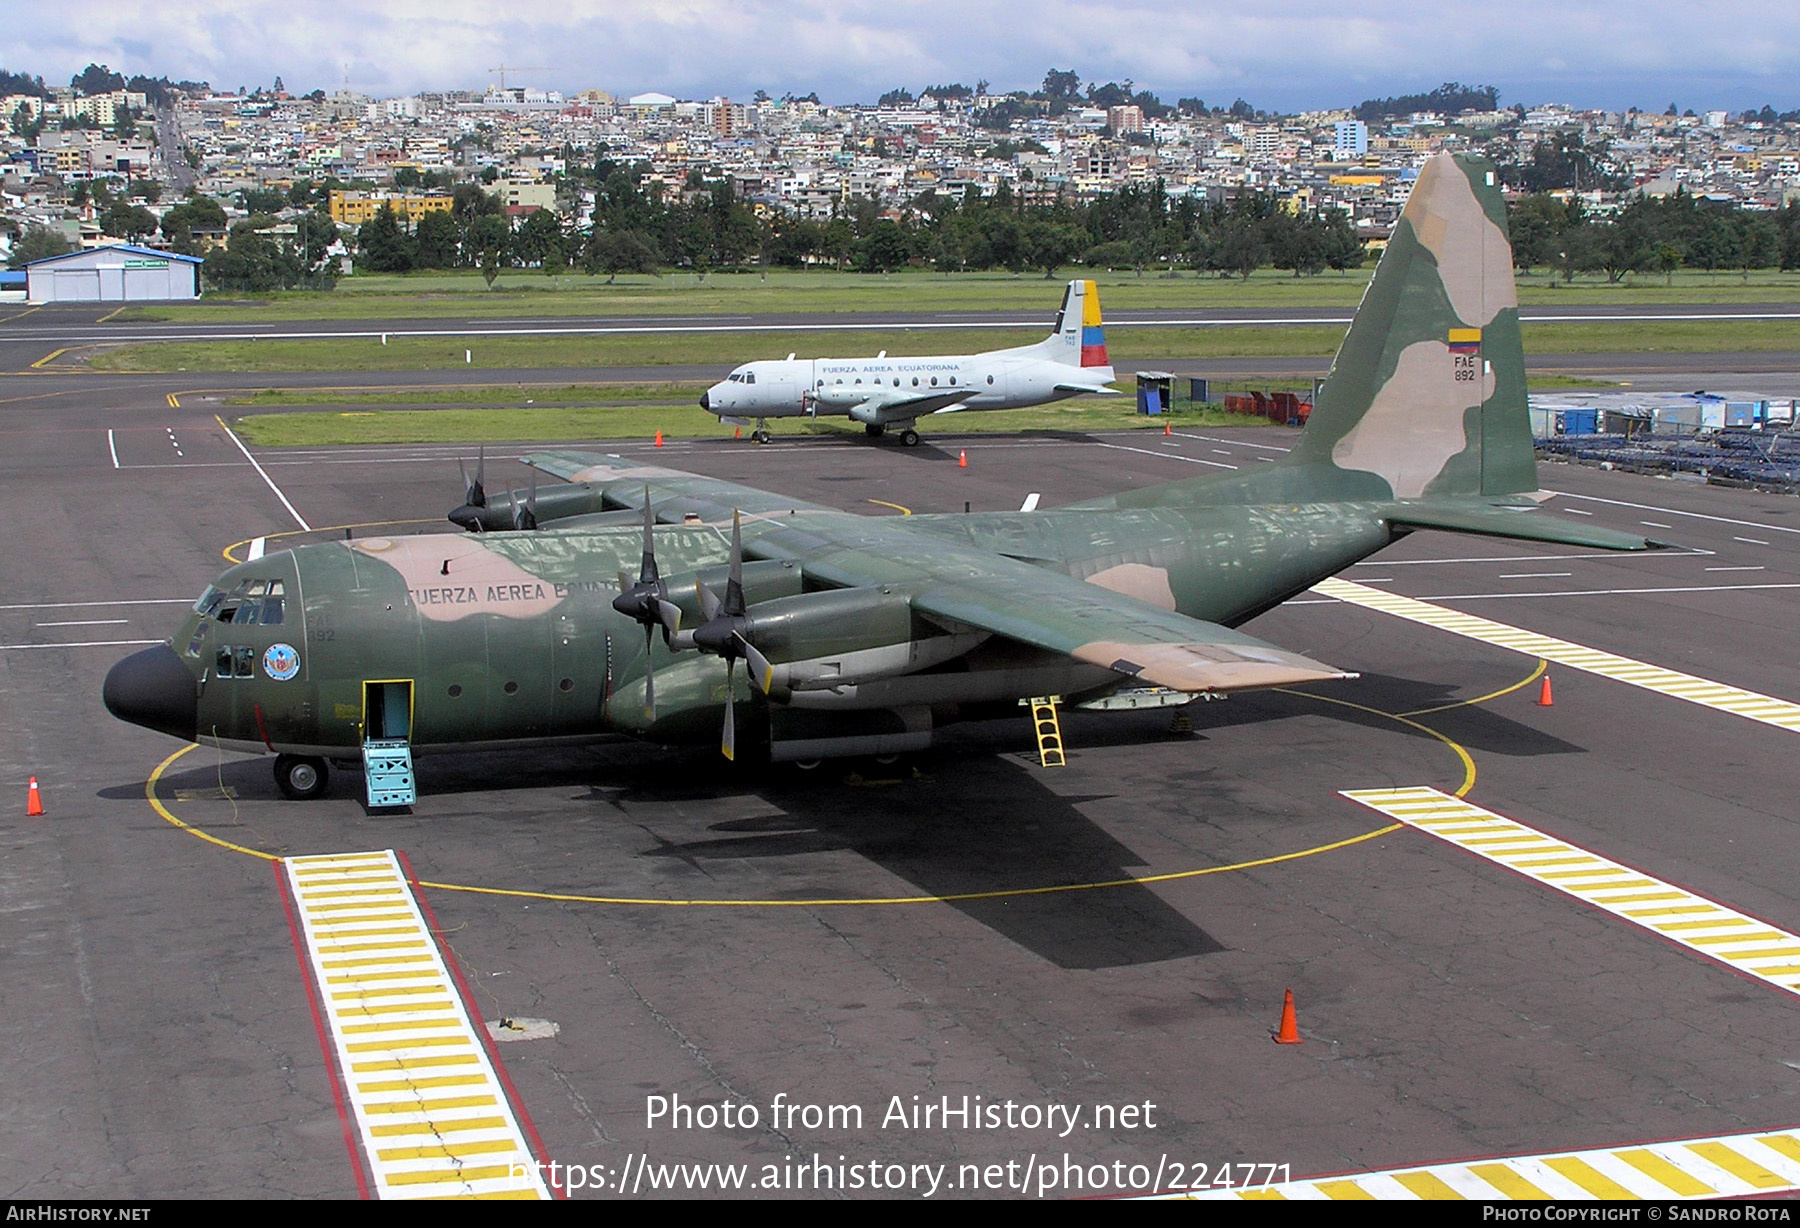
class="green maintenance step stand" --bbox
[362,738,416,807]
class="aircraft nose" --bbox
[699,390,711,411]
[103,643,198,741]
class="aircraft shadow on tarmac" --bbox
[139,743,1224,970]
[125,679,1574,971]
[1204,674,1586,761]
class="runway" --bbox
[6,355,1800,1197]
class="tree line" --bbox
[1509,189,1800,281]
[340,161,1366,282]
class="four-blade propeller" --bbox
[609,488,684,721]
[690,511,775,760]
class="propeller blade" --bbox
[476,446,486,504]
[724,510,745,617]
[721,659,737,761]
[697,581,721,623]
[639,485,659,585]
[656,598,682,637]
[737,631,775,695]
[642,624,656,722]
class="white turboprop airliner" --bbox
[699,279,1118,446]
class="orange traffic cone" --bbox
[1537,673,1554,707]
[1164,421,1172,436]
[654,430,663,447]
[734,426,741,439]
[958,450,967,469]
[1272,988,1301,1044]
[26,777,43,816]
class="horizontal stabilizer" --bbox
[1052,383,1122,396]
[1383,500,1657,550]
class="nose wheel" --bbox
[751,418,772,445]
[274,754,330,800]
[900,429,921,447]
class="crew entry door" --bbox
[364,680,414,741]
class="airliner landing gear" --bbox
[864,423,885,438]
[752,418,772,444]
[899,429,921,447]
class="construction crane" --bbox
[488,66,551,92]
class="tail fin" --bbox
[1286,154,1535,499]
[1033,280,1107,369]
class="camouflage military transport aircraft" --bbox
[106,154,1654,800]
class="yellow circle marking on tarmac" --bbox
[221,519,442,563]
[147,745,280,862]
[145,740,1404,904]
[1275,689,1479,799]
[144,669,1516,906]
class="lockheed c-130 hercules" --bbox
[105,155,1654,801]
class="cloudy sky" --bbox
[6,1,1799,114]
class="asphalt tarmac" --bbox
[5,333,1800,1198]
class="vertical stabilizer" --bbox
[1286,154,1535,499]
[1031,280,1107,369]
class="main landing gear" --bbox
[275,753,330,800]
[864,423,920,446]
[750,418,772,444]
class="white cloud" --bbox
[3,1,1799,110]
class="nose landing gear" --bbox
[274,753,330,800]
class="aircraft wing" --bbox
[907,574,1352,694]
[520,450,1348,694]
[839,387,973,424]
[734,506,1352,695]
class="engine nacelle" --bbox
[744,586,912,662]
[661,559,804,631]
[813,385,874,411]
[740,587,986,696]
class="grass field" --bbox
[225,382,712,407]
[87,317,1800,375]
[230,396,1272,447]
[110,265,1800,324]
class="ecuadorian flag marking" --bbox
[1447,327,1481,354]
[1079,279,1108,366]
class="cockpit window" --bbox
[744,371,755,384]
[210,578,285,626]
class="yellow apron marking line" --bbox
[1314,576,1800,734]
[1342,787,1800,998]
[1176,1127,1800,1199]
[284,850,547,1200]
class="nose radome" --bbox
[699,390,711,411]
[103,643,198,742]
